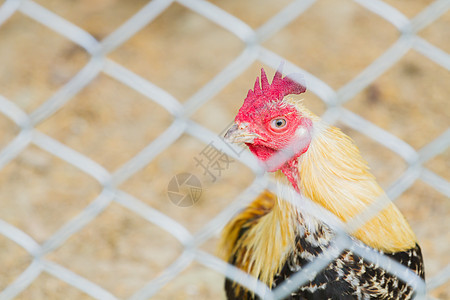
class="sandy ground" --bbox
[0,0,449,299]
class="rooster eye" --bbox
[270,118,288,132]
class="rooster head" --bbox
[225,66,313,172]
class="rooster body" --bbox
[220,67,424,299]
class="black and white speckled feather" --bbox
[225,212,425,300]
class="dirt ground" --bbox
[0,0,449,299]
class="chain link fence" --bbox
[0,0,449,299]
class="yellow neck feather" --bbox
[239,195,296,288]
[218,189,297,290]
[299,122,416,252]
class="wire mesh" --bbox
[0,0,449,299]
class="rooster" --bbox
[219,66,424,299]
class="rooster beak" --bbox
[224,123,259,144]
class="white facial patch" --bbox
[296,126,307,137]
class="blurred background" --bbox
[0,0,449,299]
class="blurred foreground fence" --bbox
[0,0,449,299]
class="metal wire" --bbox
[0,0,449,299]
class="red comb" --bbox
[268,63,306,98]
[236,63,306,122]
[244,63,306,105]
